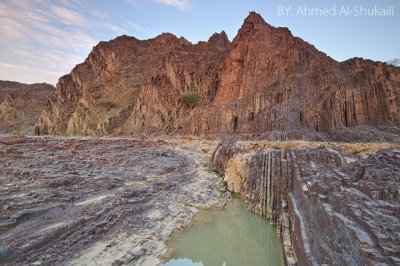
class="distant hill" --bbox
[0,80,55,134]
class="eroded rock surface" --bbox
[35,32,229,136]
[35,12,400,140]
[185,14,400,137]
[0,81,54,134]
[0,136,228,265]
[213,140,400,265]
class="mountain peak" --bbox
[207,31,230,49]
[236,11,271,36]
[243,11,268,26]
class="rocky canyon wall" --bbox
[35,33,229,136]
[212,140,400,265]
[0,81,54,134]
[185,58,400,138]
[34,12,400,139]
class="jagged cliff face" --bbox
[0,81,54,134]
[36,32,229,136]
[185,13,400,137]
[35,12,400,138]
[213,13,335,105]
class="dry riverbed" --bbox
[0,136,229,265]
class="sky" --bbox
[0,0,399,85]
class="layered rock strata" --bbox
[35,12,400,139]
[35,32,229,136]
[0,136,228,265]
[212,140,400,265]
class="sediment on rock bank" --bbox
[212,139,400,265]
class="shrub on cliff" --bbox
[180,92,201,107]
[99,98,117,110]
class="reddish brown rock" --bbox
[35,12,400,140]
[0,81,54,134]
[213,12,335,105]
[185,13,400,138]
[35,33,229,136]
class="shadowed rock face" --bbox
[0,81,54,134]
[35,12,400,139]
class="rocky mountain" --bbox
[0,81,55,134]
[35,12,400,140]
[35,32,229,136]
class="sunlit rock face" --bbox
[36,12,400,139]
[35,32,229,136]
[185,13,400,137]
[0,81,54,134]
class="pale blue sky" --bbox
[0,0,398,84]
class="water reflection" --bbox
[163,198,285,266]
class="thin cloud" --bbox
[51,6,87,26]
[0,0,154,84]
[0,63,63,85]
[125,0,141,8]
[153,0,191,10]
[91,9,109,19]
[127,21,157,37]
[103,23,128,35]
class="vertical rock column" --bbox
[238,149,296,265]
[212,142,296,265]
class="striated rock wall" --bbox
[184,14,400,138]
[212,140,400,265]
[35,12,400,139]
[0,81,54,134]
[36,33,229,136]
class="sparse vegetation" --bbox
[180,91,201,107]
[99,98,117,110]
[11,129,27,137]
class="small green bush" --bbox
[180,92,201,107]
[99,98,117,109]
[12,129,27,137]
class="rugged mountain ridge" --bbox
[35,32,229,136]
[0,81,54,134]
[35,12,400,139]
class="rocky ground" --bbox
[2,135,399,266]
[0,136,229,266]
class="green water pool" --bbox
[162,197,286,266]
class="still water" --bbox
[162,198,286,266]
